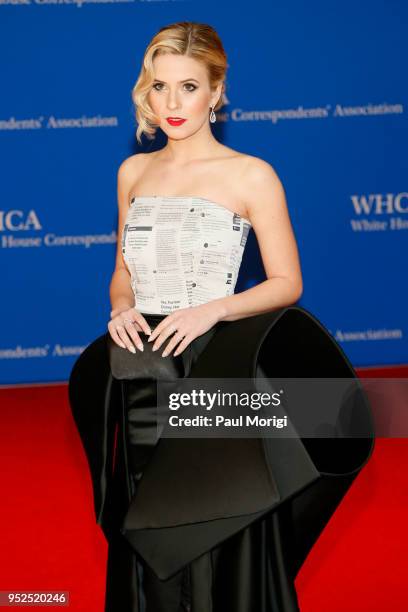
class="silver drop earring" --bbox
[209,106,216,123]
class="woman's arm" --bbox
[213,157,303,323]
[109,157,138,316]
[108,155,152,350]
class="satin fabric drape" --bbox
[68,306,375,612]
[120,313,222,611]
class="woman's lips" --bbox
[166,117,186,126]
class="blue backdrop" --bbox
[0,0,406,384]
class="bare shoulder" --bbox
[117,152,147,186]
[116,152,155,208]
[114,154,147,214]
[237,155,286,222]
[240,154,283,191]
[219,147,279,177]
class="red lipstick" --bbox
[166,117,186,126]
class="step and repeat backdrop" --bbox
[0,1,406,384]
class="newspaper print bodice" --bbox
[121,195,252,315]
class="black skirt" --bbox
[68,306,375,612]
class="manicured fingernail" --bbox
[129,346,136,354]
[137,344,144,351]
[152,345,158,352]
[162,351,168,358]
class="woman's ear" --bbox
[212,81,224,109]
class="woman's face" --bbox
[148,53,221,140]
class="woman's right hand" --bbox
[108,307,152,353]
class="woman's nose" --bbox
[166,91,181,109]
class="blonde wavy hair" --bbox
[132,21,228,145]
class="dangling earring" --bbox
[209,106,216,123]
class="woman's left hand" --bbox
[147,302,224,357]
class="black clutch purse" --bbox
[106,331,185,381]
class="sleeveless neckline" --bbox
[129,195,252,227]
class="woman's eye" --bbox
[152,83,197,92]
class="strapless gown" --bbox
[68,195,375,612]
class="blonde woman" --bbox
[69,20,374,612]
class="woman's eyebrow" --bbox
[152,78,200,84]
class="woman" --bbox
[69,21,374,612]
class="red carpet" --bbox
[0,372,407,611]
